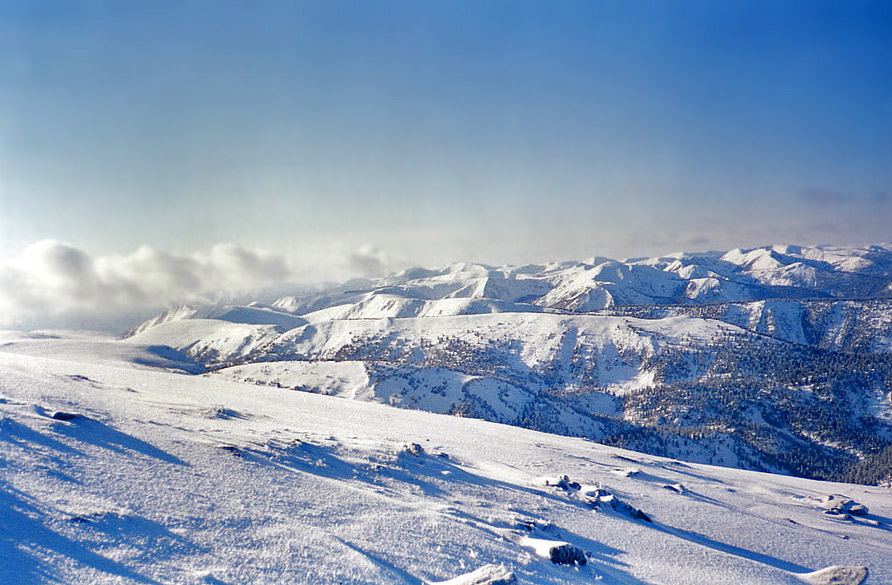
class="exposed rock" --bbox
[820,495,868,517]
[549,543,587,566]
[848,504,869,517]
[629,508,651,522]
[583,486,651,522]
[404,442,425,457]
[545,475,581,490]
[50,411,78,421]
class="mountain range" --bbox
[4,243,892,583]
[123,244,892,484]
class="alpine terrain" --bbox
[2,243,892,584]
[125,244,892,484]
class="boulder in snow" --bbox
[549,544,587,566]
[50,411,79,421]
[821,495,868,517]
[544,475,581,490]
[404,442,425,457]
[584,487,651,522]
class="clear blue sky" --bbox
[2,0,891,268]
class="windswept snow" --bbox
[0,333,888,584]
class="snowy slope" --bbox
[123,307,892,480]
[126,304,305,336]
[201,312,741,442]
[124,319,285,366]
[0,333,887,585]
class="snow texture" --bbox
[1,332,891,584]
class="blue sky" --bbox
[1,0,891,276]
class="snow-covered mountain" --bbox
[127,243,892,362]
[261,243,892,316]
[0,332,886,584]
[121,244,892,485]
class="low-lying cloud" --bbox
[0,240,393,332]
[347,244,387,278]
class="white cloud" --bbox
[347,244,387,278]
[0,240,396,332]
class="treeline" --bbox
[623,331,892,483]
[245,316,892,485]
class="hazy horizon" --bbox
[2,1,891,328]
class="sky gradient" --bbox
[1,1,891,327]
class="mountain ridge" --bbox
[124,244,892,485]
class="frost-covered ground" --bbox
[1,331,888,585]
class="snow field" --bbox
[0,335,888,584]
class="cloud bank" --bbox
[0,240,391,332]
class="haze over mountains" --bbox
[120,244,892,485]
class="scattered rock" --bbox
[50,411,79,421]
[404,443,425,457]
[544,476,651,521]
[629,508,651,522]
[663,483,685,494]
[514,518,537,532]
[822,510,852,521]
[549,543,587,566]
[848,504,869,517]
[66,374,92,383]
[584,486,651,522]
[545,475,580,490]
[820,495,868,517]
[582,486,611,499]
[219,445,242,457]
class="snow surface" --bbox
[0,332,887,584]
